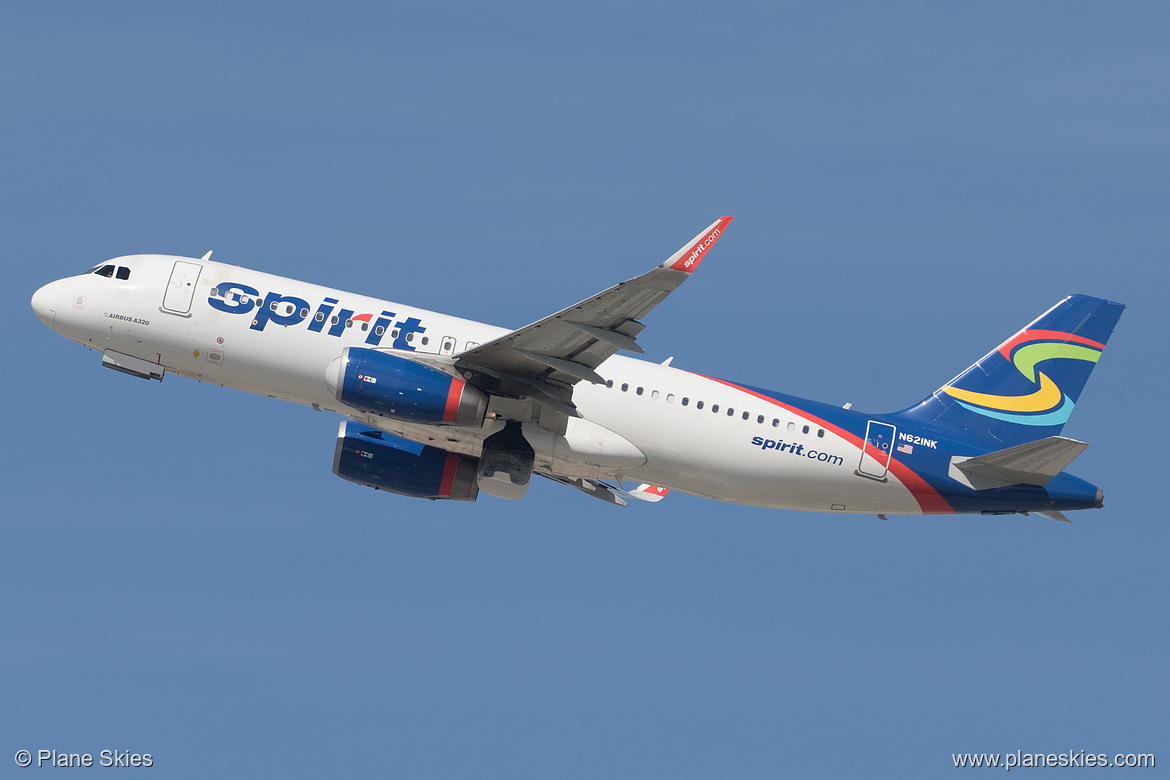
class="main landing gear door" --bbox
[477,421,535,500]
[856,420,896,481]
[162,261,203,316]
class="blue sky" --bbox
[3,2,1167,776]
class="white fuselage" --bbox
[33,254,928,514]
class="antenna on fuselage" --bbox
[200,251,213,261]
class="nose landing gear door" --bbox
[161,261,203,316]
[856,420,896,481]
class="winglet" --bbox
[628,484,670,503]
[662,217,733,274]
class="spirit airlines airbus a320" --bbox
[31,218,1125,519]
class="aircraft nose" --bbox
[31,280,61,329]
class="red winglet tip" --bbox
[667,216,734,273]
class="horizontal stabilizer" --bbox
[951,436,1089,489]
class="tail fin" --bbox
[894,294,1125,448]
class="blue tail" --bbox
[894,294,1125,448]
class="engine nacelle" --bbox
[327,347,487,426]
[332,421,479,501]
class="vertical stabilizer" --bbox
[894,295,1125,448]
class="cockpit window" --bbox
[85,264,130,279]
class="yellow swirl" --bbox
[943,371,1062,413]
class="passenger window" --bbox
[621,383,629,392]
[651,390,660,400]
[742,411,749,420]
[115,267,130,280]
[757,415,764,424]
[375,326,385,336]
[331,315,339,325]
[772,419,780,427]
[711,404,719,413]
[605,379,613,388]
[405,332,413,341]
[270,301,278,311]
[392,330,399,338]
[315,312,325,322]
[666,394,674,403]
[817,429,825,438]
[727,408,735,417]
[299,308,309,317]
[696,400,704,410]
[802,425,810,434]
[787,422,796,432]
[361,322,369,331]
[682,397,689,406]
[421,336,429,345]
[345,319,353,328]
[636,387,643,396]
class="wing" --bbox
[454,217,733,418]
[535,475,672,507]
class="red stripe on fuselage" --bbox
[443,378,465,423]
[699,375,954,514]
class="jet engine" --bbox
[327,347,487,426]
[332,421,479,501]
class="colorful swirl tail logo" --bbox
[942,329,1104,426]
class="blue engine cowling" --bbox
[327,347,487,426]
[332,422,479,501]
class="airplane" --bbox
[30,217,1125,519]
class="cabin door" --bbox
[857,421,896,480]
[162,261,202,315]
